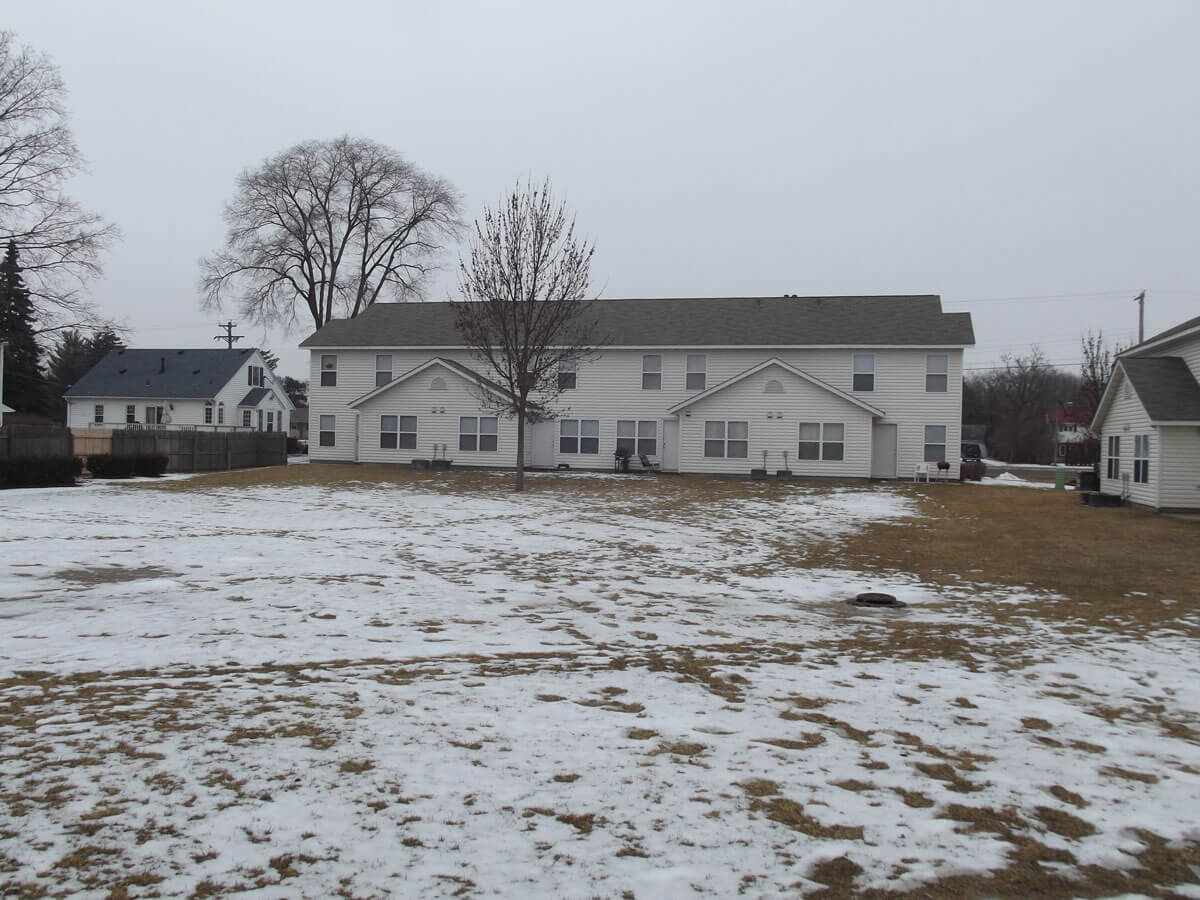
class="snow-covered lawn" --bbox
[1,470,1197,897]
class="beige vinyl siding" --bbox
[306,346,965,476]
[1157,425,1200,510]
[675,364,874,476]
[1098,373,1157,506]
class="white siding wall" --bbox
[1098,374,1157,506]
[307,346,964,477]
[1158,425,1200,510]
[675,366,874,476]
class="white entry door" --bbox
[531,421,555,468]
[662,418,679,472]
[871,423,897,479]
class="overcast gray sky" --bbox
[10,0,1200,380]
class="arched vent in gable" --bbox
[764,379,783,394]
[430,376,448,391]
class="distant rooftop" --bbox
[64,348,258,399]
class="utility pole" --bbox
[1133,290,1146,344]
[213,321,243,349]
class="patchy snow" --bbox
[973,472,1058,489]
[0,474,1197,897]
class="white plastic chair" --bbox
[914,462,931,482]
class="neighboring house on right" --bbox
[1092,313,1200,511]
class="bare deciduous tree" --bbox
[1079,330,1123,423]
[0,31,118,330]
[452,179,600,492]
[202,136,461,333]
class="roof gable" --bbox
[667,358,886,416]
[1120,313,1200,358]
[64,348,258,399]
[348,357,509,408]
[1116,357,1200,423]
[301,296,975,349]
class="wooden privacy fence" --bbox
[0,424,73,459]
[108,429,287,473]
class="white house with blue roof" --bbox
[64,348,292,434]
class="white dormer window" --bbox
[853,354,875,392]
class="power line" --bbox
[213,321,243,349]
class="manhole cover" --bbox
[851,592,906,608]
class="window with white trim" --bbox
[375,355,393,386]
[923,425,947,463]
[380,415,417,449]
[926,354,948,392]
[319,415,335,447]
[704,421,748,458]
[459,416,498,451]
[641,355,661,390]
[217,403,224,425]
[686,354,707,391]
[616,420,657,456]
[1106,435,1120,478]
[242,409,252,428]
[266,411,274,432]
[558,359,577,391]
[320,354,337,387]
[257,410,264,431]
[125,405,136,423]
[204,403,213,425]
[853,354,875,392]
[145,406,164,424]
[94,404,104,424]
[798,422,845,461]
[559,419,599,454]
[1134,435,1149,483]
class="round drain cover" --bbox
[851,592,906,608]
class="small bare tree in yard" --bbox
[1079,330,1123,425]
[202,137,461,332]
[0,32,118,331]
[453,179,600,492]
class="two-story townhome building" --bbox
[300,295,974,480]
[65,348,293,434]
[1092,313,1200,511]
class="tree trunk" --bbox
[515,407,526,492]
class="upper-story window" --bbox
[320,355,337,387]
[852,354,875,392]
[642,355,661,390]
[247,365,264,387]
[376,355,393,386]
[926,354,948,392]
[686,354,707,391]
[558,359,577,391]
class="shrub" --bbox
[88,455,169,478]
[0,456,81,488]
[960,459,986,481]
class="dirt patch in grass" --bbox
[1034,806,1097,839]
[754,734,826,750]
[739,779,779,797]
[649,741,706,757]
[1099,765,1159,784]
[54,565,177,585]
[752,797,864,840]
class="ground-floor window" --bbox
[798,422,845,461]
[217,404,224,425]
[204,403,213,425]
[381,415,417,449]
[704,421,748,458]
[923,425,947,462]
[319,415,335,447]
[125,405,136,423]
[1106,435,1120,478]
[560,419,599,454]
[1133,434,1150,483]
[242,409,252,428]
[93,404,104,424]
[460,416,498,451]
[617,420,657,456]
[266,411,274,432]
[145,406,164,424]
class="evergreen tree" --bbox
[0,241,43,413]
[45,327,125,419]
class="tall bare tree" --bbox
[1079,330,1123,422]
[0,32,118,331]
[201,137,461,333]
[452,179,600,492]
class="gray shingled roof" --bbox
[1120,357,1200,422]
[64,348,256,399]
[300,296,975,348]
[239,387,270,407]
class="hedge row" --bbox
[87,455,169,478]
[0,456,82,488]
